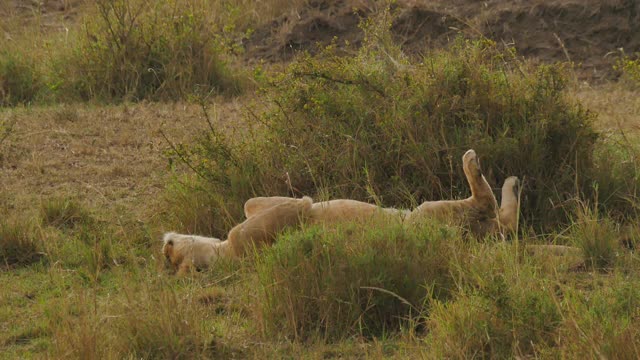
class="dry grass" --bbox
[0,99,245,220]
[1,83,639,360]
[573,83,640,134]
[2,1,640,359]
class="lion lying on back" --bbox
[163,197,312,275]
[163,150,520,275]
[244,150,519,234]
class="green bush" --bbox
[615,54,640,86]
[67,0,241,101]
[180,16,601,232]
[0,49,44,106]
[261,33,601,226]
[162,175,242,237]
[254,220,460,341]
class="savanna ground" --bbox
[2,0,640,358]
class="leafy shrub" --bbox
[180,16,600,232]
[67,0,241,101]
[0,49,44,106]
[615,54,640,86]
[0,218,43,267]
[162,175,241,237]
[254,220,460,341]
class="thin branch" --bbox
[0,120,15,147]
[159,128,210,182]
[293,70,387,98]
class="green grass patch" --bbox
[255,220,460,341]
[0,49,45,106]
[428,241,562,358]
[569,205,621,271]
[40,197,94,230]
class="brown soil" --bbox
[246,0,640,80]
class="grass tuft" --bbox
[40,197,93,230]
[0,218,43,267]
[569,204,620,270]
[0,49,44,106]
[427,241,562,358]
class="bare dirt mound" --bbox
[481,0,640,79]
[2,0,83,17]
[245,1,464,61]
[246,0,366,61]
[246,0,640,80]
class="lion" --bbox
[243,149,520,237]
[162,232,233,276]
[461,175,520,237]
[227,196,313,256]
[162,197,312,275]
[405,150,498,230]
[163,149,522,276]
[245,196,408,225]
[497,176,520,234]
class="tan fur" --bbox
[242,150,519,237]
[244,196,297,219]
[162,232,233,276]
[228,196,313,256]
[498,176,520,233]
[245,197,409,224]
[406,150,499,233]
[472,176,521,237]
[308,199,408,225]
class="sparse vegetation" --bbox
[427,241,561,358]
[0,0,310,105]
[2,0,640,358]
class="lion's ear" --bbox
[166,239,174,246]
